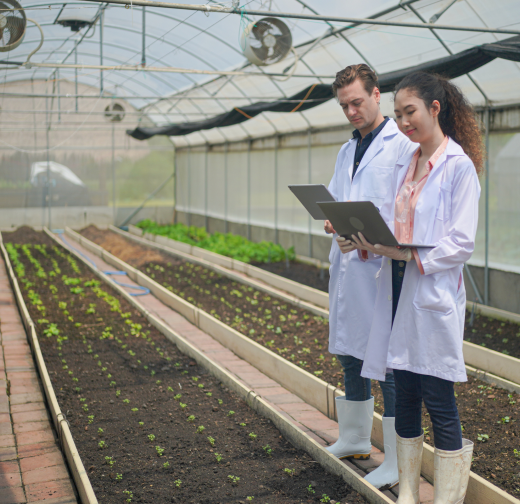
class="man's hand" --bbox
[351,232,413,262]
[324,220,336,234]
[336,236,357,254]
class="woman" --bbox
[351,72,483,502]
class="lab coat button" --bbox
[399,271,404,278]
[388,295,392,301]
[399,261,405,267]
[388,260,391,265]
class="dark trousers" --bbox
[391,260,463,451]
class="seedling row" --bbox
[5,228,367,504]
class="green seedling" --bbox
[196,425,205,434]
[307,484,316,494]
[148,434,156,442]
[138,422,144,428]
[116,390,121,397]
[320,495,331,503]
[167,387,174,392]
[105,456,115,466]
[131,408,138,412]
[82,404,89,412]
[156,380,162,385]
[123,399,130,404]
[207,436,215,446]
[174,480,181,488]
[477,433,489,442]
[109,381,116,387]
[98,440,106,449]
[163,461,170,469]
[247,497,254,501]
[283,468,295,476]
[116,474,122,481]
[87,415,94,424]
[262,444,273,456]
[198,384,204,388]
[508,394,516,405]
[97,428,104,437]
[179,403,187,410]
[187,415,195,422]
[206,392,213,397]
[514,449,520,458]
[155,446,165,457]
[249,433,257,440]
[123,490,133,503]
[215,452,223,462]
[240,423,246,427]
[228,475,240,485]
[218,399,223,405]
[173,394,182,401]
[498,416,510,424]
[227,410,235,417]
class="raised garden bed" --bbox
[79,226,520,497]
[4,227,368,504]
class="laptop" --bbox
[288,184,336,220]
[317,201,434,249]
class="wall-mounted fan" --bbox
[0,0,26,52]
[241,17,292,66]
[104,103,126,122]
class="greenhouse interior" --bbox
[1,0,520,502]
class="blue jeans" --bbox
[337,354,396,418]
[394,369,462,451]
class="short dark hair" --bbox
[332,64,379,98]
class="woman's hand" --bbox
[324,220,336,234]
[336,236,356,254]
[351,233,413,262]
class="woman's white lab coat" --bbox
[361,138,481,383]
[328,119,415,359]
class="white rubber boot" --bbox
[396,433,423,504]
[326,396,373,460]
[364,416,399,489]
[433,439,474,504]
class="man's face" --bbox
[337,78,381,133]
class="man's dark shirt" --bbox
[352,116,390,179]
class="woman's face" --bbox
[394,88,440,144]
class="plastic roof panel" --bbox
[2,0,520,144]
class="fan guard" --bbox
[241,17,292,66]
[0,0,26,52]
[104,103,126,122]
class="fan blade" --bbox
[252,44,269,62]
[7,16,24,44]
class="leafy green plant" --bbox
[187,415,195,422]
[228,475,240,485]
[477,433,489,442]
[174,480,182,488]
[155,446,165,457]
[148,434,156,442]
[262,444,273,456]
[116,474,123,481]
[283,468,295,476]
[215,452,223,462]
[227,410,235,417]
[123,490,133,503]
[307,484,316,494]
[249,433,257,440]
[105,456,115,466]
[163,461,170,469]
[98,440,106,449]
[207,436,215,446]
[320,495,331,503]
[196,425,205,434]
[498,416,510,424]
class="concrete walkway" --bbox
[0,258,77,504]
[61,236,436,503]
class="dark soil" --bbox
[79,226,520,497]
[254,262,329,293]
[4,227,366,504]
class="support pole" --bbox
[100,9,104,93]
[484,105,490,305]
[274,136,279,244]
[307,129,312,258]
[74,47,78,112]
[141,7,146,67]
[187,146,191,227]
[247,139,251,241]
[173,147,177,224]
[112,121,116,224]
[57,69,61,122]
[204,144,208,230]
[224,143,229,233]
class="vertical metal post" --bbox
[75,46,78,112]
[100,9,104,93]
[141,7,146,67]
[307,129,312,258]
[173,147,177,224]
[484,105,490,305]
[247,139,251,241]
[112,122,116,224]
[204,144,208,230]
[274,136,279,244]
[188,147,192,227]
[45,76,52,230]
[57,69,61,122]
[224,143,229,233]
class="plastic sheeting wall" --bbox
[175,129,520,272]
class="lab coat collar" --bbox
[353,119,400,179]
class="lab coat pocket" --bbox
[413,272,453,314]
[361,165,393,209]
[436,182,452,221]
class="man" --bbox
[325,64,416,489]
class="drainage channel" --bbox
[61,226,520,504]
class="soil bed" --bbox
[5,227,366,504]
[253,261,329,293]
[80,226,520,497]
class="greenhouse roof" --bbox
[2,0,520,146]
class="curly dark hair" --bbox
[395,72,485,175]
